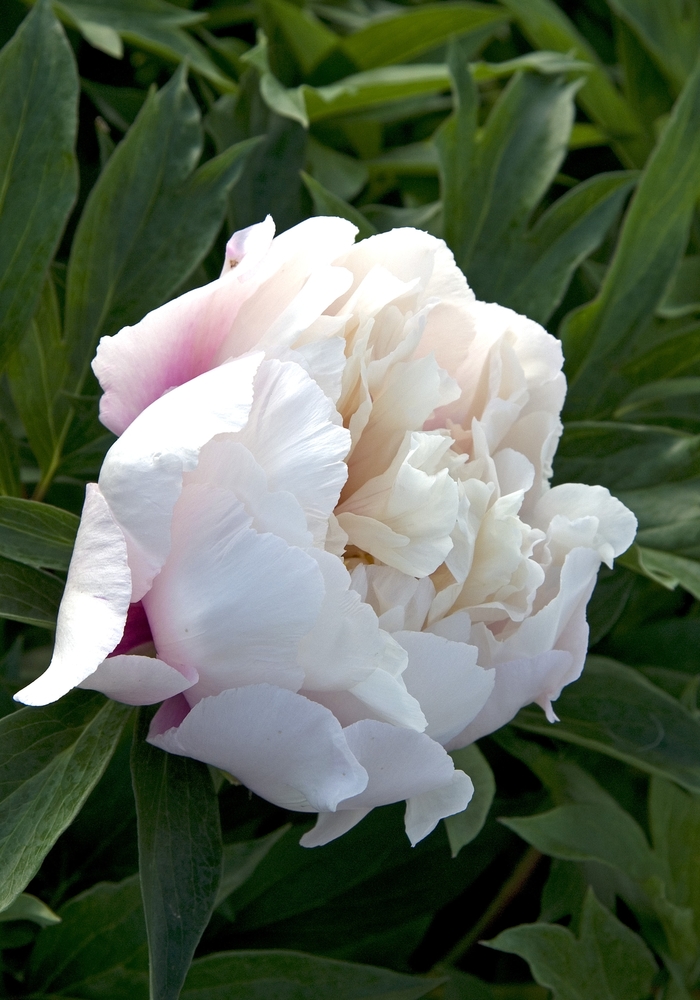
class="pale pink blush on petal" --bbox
[15,484,132,706]
[79,654,198,705]
[150,693,192,736]
[110,601,152,656]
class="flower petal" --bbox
[533,483,638,568]
[145,483,324,700]
[148,684,369,813]
[299,808,372,848]
[235,359,350,546]
[99,352,264,600]
[338,719,457,810]
[15,485,132,706]
[79,654,198,705]
[396,630,494,745]
[405,769,474,846]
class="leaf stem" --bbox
[438,845,543,968]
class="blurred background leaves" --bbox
[1,0,700,996]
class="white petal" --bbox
[15,485,132,706]
[148,684,368,813]
[299,808,372,848]
[79,654,197,705]
[405,769,474,846]
[395,630,494,745]
[447,649,573,748]
[338,719,457,809]
[349,668,426,732]
[259,266,353,352]
[99,353,264,600]
[221,216,276,274]
[144,484,324,699]
[234,359,350,546]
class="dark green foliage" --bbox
[1,1,700,998]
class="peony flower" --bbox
[16,217,636,847]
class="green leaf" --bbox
[0,893,60,926]
[27,875,148,999]
[489,887,657,1000]
[0,691,131,910]
[444,744,495,858]
[501,802,659,883]
[301,171,376,239]
[0,0,78,369]
[0,556,64,628]
[8,275,70,480]
[306,136,367,202]
[498,0,649,167]
[65,66,258,391]
[0,497,78,571]
[438,49,623,322]
[618,545,700,599]
[264,0,338,76]
[607,0,700,93]
[340,2,507,72]
[216,826,291,908]
[657,256,700,318]
[562,60,700,417]
[181,950,443,999]
[53,0,235,92]
[513,656,700,793]
[131,708,222,1000]
[0,419,21,497]
[649,776,700,942]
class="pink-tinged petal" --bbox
[338,719,457,810]
[446,650,572,749]
[148,684,368,813]
[221,216,276,275]
[235,359,351,546]
[405,769,474,846]
[110,601,152,656]
[79,654,197,705]
[94,221,276,435]
[299,808,372,848]
[396,631,494,745]
[150,693,191,735]
[144,484,324,699]
[99,353,264,600]
[15,485,132,706]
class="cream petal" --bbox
[99,353,264,600]
[299,808,372,848]
[15,485,132,706]
[395,630,494,745]
[148,684,368,813]
[234,359,351,547]
[298,550,407,691]
[349,668,426,732]
[338,719,457,810]
[144,484,324,699]
[405,769,474,846]
[533,483,638,568]
[79,654,198,705]
[221,216,276,275]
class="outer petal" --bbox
[144,484,324,699]
[234,359,351,546]
[447,649,573,749]
[148,684,368,813]
[99,353,263,600]
[533,483,638,567]
[299,808,372,848]
[15,485,132,706]
[395,630,494,745]
[94,219,275,435]
[338,719,457,810]
[79,654,198,705]
[405,769,474,846]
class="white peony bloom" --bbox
[15,217,637,847]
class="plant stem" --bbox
[439,846,543,968]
